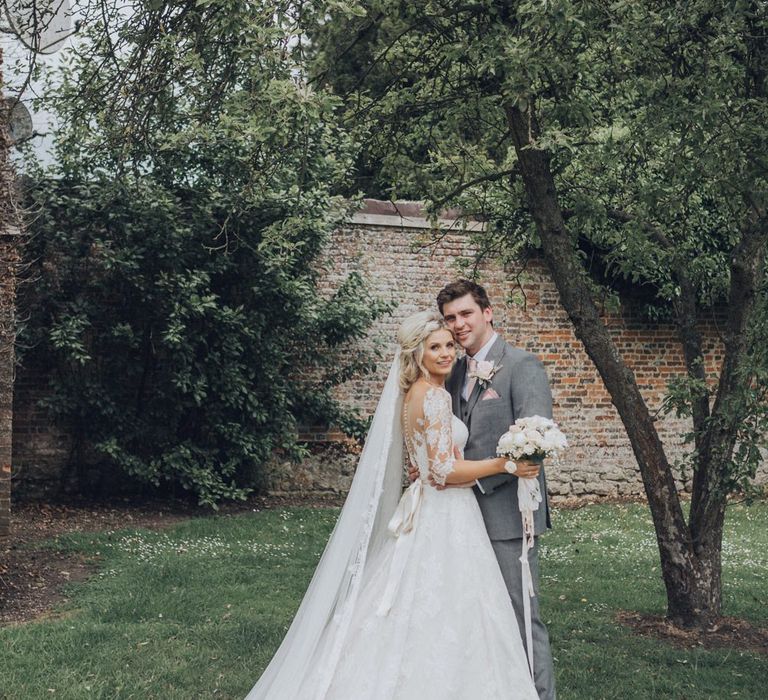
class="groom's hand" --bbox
[515,459,541,479]
[434,480,475,490]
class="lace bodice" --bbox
[404,386,468,485]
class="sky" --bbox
[1,0,82,165]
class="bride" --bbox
[246,311,538,699]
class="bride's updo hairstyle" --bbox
[397,310,452,392]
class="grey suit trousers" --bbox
[491,536,556,700]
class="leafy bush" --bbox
[18,2,389,506]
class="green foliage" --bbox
[314,1,764,288]
[728,283,768,496]
[19,1,390,506]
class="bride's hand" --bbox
[407,463,419,482]
[514,459,541,479]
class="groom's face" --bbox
[441,294,494,356]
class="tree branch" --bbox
[429,167,518,211]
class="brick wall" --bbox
[11,200,767,501]
[265,201,764,500]
[11,356,72,498]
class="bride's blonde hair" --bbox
[397,310,452,392]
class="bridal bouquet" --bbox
[495,415,567,678]
[496,415,568,466]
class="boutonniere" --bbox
[468,359,503,389]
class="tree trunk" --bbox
[691,214,766,535]
[505,102,724,626]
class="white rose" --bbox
[522,442,537,455]
[540,433,558,453]
[497,434,516,454]
[472,360,495,380]
[512,432,528,448]
[524,428,544,445]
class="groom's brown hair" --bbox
[436,279,492,314]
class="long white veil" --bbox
[246,353,404,699]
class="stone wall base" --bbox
[263,441,768,503]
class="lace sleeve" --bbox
[422,387,455,485]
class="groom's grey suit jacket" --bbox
[447,335,553,540]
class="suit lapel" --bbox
[465,335,507,417]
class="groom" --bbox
[438,279,556,700]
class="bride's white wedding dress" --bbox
[307,387,537,699]
[246,359,538,700]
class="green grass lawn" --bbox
[1,501,766,699]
